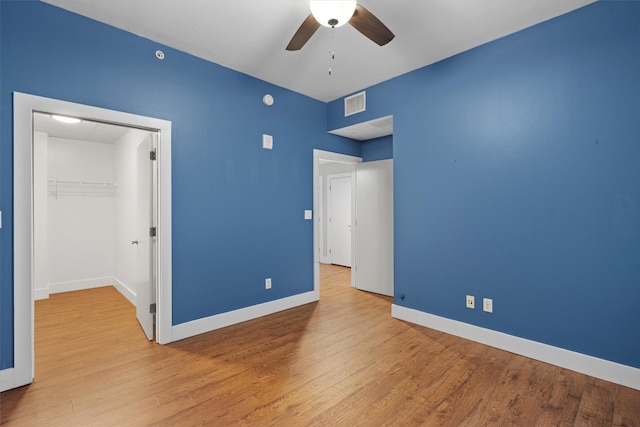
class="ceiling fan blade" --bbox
[349,4,395,46]
[286,14,321,51]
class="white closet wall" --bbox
[46,137,116,292]
[34,128,149,302]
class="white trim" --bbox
[11,93,36,392]
[34,288,50,301]
[156,122,173,344]
[34,277,136,304]
[7,92,173,392]
[172,291,318,342]
[48,276,114,294]
[392,304,640,391]
[313,149,362,296]
[318,178,330,264]
[0,368,20,393]
[112,277,136,306]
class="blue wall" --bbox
[0,1,360,369]
[361,136,393,162]
[388,2,639,367]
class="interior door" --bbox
[328,175,352,267]
[135,135,154,340]
[354,159,394,296]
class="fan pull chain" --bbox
[329,28,335,76]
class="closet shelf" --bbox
[48,180,117,198]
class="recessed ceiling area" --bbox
[330,115,393,141]
[42,0,596,102]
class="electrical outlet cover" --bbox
[466,295,475,309]
[483,298,493,313]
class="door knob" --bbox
[131,240,139,245]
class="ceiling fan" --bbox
[286,1,395,51]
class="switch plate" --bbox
[483,298,493,313]
[265,278,272,289]
[262,134,273,150]
[304,210,312,220]
[466,295,475,309]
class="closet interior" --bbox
[33,112,153,304]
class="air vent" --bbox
[344,91,366,117]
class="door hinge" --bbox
[150,150,157,161]
[150,227,157,237]
[149,303,156,314]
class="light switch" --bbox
[304,210,312,220]
[262,134,273,150]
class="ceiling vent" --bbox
[344,91,366,117]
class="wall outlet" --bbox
[466,295,475,309]
[265,278,272,289]
[483,298,493,313]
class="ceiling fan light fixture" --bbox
[310,0,356,28]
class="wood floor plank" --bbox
[1,264,638,426]
[575,379,616,426]
[612,385,640,427]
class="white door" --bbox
[354,160,394,296]
[135,136,154,340]
[328,175,352,267]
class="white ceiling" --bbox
[42,0,595,103]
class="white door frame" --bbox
[4,92,173,392]
[313,149,361,297]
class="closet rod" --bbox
[47,179,117,186]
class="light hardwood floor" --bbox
[1,264,638,426]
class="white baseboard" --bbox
[0,367,32,393]
[0,367,16,392]
[35,276,136,304]
[48,276,114,294]
[34,288,50,300]
[35,276,116,300]
[112,277,136,305]
[172,291,318,342]
[392,304,640,391]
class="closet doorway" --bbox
[33,112,157,340]
[9,93,173,392]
